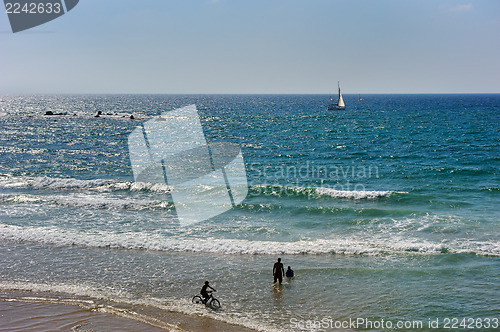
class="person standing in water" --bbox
[286,266,294,279]
[273,258,285,284]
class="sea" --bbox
[0,94,499,331]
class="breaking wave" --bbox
[0,176,171,193]
[248,184,400,200]
[0,193,174,210]
[0,223,498,257]
[1,176,401,200]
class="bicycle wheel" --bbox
[209,298,221,309]
[192,295,203,304]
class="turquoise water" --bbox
[0,94,499,331]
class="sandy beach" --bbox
[0,291,257,332]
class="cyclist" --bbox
[200,281,216,304]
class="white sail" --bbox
[337,82,345,108]
[338,92,345,108]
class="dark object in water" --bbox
[44,110,66,116]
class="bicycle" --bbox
[192,291,221,309]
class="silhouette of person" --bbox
[273,258,285,284]
[200,281,216,304]
[286,266,294,279]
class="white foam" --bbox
[251,184,401,200]
[129,181,172,193]
[315,187,397,199]
[0,176,172,193]
[0,281,126,303]
[1,176,399,201]
[0,193,44,203]
[0,176,33,189]
[48,194,172,210]
[0,192,172,210]
[0,176,110,190]
[33,177,113,190]
[1,223,498,257]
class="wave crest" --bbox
[1,176,401,202]
[1,224,498,257]
[249,184,399,200]
[0,176,172,193]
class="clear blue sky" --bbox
[1,0,499,94]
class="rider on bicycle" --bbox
[200,281,216,304]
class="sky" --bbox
[0,0,499,94]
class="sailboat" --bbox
[327,82,345,110]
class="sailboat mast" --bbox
[327,81,346,110]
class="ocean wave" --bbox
[1,223,498,257]
[0,176,114,190]
[0,179,401,213]
[0,193,45,203]
[0,192,412,215]
[315,187,398,199]
[0,176,172,193]
[249,184,401,200]
[0,193,174,210]
[33,177,114,190]
[1,176,403,203]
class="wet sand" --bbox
[0,301,168,332]
[0,292,258,332]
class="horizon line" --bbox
[1,92,499,96]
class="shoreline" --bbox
[0,290,259,332]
